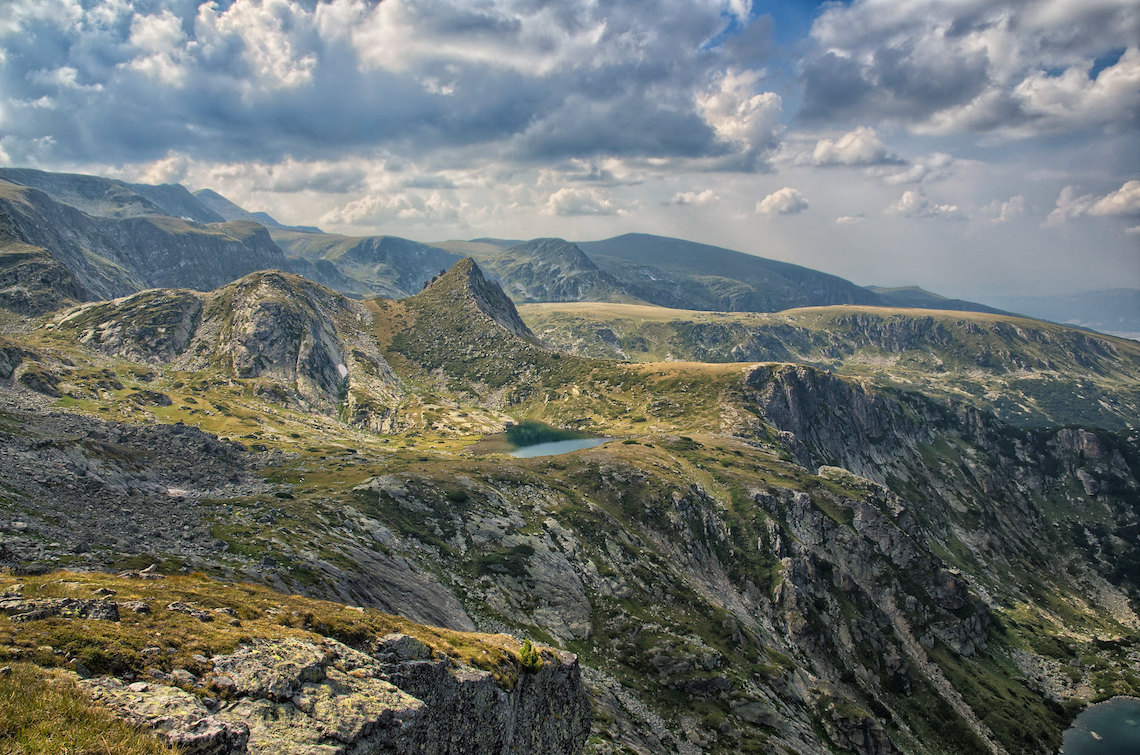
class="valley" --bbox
[0,169,1138,754]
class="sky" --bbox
[0,0,1137,301]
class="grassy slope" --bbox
[521,302,1140,430]
[5,270,1139,753]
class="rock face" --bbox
[81,635,591,755]
[0,179,288,303]
[53,270,402,416]
[481,238,636,304]
[0,242,85,315]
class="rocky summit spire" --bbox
[420,258,537,343]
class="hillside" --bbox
[272,229,461,298]
[867,286,1011,316]
[0,167,224,223]
[579,233,883,312]
[521,302,1140,430]
[478,238,639,303]
[0,179,289,303]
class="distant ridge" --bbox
[194,188,323,233]
[0,167,223,223]
[866,285,1011,316]
[578,232,882,312]
[480,238,639,304]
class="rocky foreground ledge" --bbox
[0,571,591,754]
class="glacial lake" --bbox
[1060,697,1140,754]
[507,438,609,457]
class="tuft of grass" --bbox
[0,662,177,754]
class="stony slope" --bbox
[272,229,461,298]
[521,302,1140,430]
[0,570,590,754]
[479,238,639,303]
[49,270,403,422]
[0,167,224,223]
[1,257,1138,754]
[0,179,289,302]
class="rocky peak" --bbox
[503,237,599,274]
[422,258,536,342]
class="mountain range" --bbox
[1,166,1138,755]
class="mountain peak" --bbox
[419,258,535,342]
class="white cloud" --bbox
[195,0,318,90]
[126,9,189,85]
[545,187,632,216]
[668,189,718,206]
[879,153,956,185]
[1047,180,1140,226]
[982,195,1025,223]
[1011,48,1140,133]
[805,0,1140,138]
[835,215,864,225]
[885,190,964,220]
[1089,180,1140,217]
[696,69,783,156]
[321,189,463,226]
[756,187,808,216]
[811,126,895,166]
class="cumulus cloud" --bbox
[982,195,1026,223]
[878,153,956,185]
[1090,180,1140,217]
[0,0,764,169]
[885,190,964,220]
[756,187,808,216]
[321,189,464,226]
[667,189,718,206]
[811,126,897,166]
[801,0,1140,137]
[1047,180,1140,225]
[545,187,632,216]
[696,69,783,163]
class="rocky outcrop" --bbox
[0,242,85,315]
[481,238,636,304]
[79,635,591,755]
[0,179,289,302]
[51,270,403,416]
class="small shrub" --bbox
[519,639,542,673]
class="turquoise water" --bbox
[507,438,608,458]
[1061,697,1140,754]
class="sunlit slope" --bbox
[522,301,1140,429]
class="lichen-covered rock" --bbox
[81,676,250,754]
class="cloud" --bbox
[885,190,964,220]
[801,1,1140,138]
[811,126,898,166]
[982,195,1026,223]
[667,189,718,206]
[878,153,956,185]
[321,189,464,226]
[1047,180,1140,225]
[1089,180,1140,217]
[835,215,864,225]
[756,187,808,216]
[0,0,768,169]
[696,69,783,163]
[545,187,632,216]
